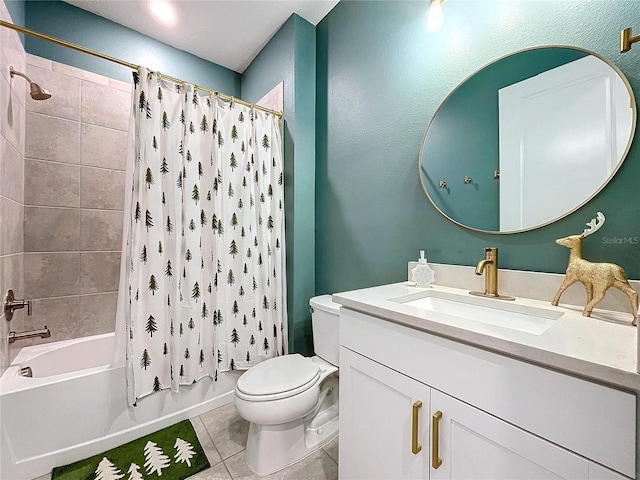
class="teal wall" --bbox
[242,15,317,355]
[10,0,640,352]
[5,0,24,33]
[23,1,239,94]
[423,48,587,231]
[316,0,640,295]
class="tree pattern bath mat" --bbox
[51,419,210,480]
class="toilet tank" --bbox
[310,295,340,366]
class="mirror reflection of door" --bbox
[419,47,636,233]
[498,56,633,231]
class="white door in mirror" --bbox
[499,55,633,231]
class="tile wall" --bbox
[0,2,26,374]
[257,82,284,113]
[7,53,131,358]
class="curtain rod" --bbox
[0,19,283,118]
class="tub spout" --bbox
[8,326,51,344]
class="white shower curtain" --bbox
[119,68,287,405]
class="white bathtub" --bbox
[0,333,238,480]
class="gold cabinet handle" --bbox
[411,400,423,455]
[432,410,443,469]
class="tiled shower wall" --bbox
[0,2,26,373]
[7,53,131,358]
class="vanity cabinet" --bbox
[340,347,431,479]
[339,308,635,480]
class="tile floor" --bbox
[34,402,338,480]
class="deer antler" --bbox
[582,212,605,237]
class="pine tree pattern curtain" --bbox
[122,68,286,404]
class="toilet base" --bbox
[237,360,340,475]
[245,411,338,476]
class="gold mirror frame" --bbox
[418,45,636,234]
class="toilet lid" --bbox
[236,354,320,397]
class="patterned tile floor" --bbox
[34,402,339,480]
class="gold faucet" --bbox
[470,248,515,300]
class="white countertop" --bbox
[333,282,640,392]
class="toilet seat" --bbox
[236,354,321,402]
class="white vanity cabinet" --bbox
[339,307,636,480]
[340,347,431,479]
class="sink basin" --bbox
[394,291,563,335]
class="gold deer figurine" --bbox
[551,212,638,326]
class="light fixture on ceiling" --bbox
[149,1,176,25]
[427,0,446,32]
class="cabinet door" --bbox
[339,347,431,479]
[430,389,590,480]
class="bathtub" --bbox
[0,333,238,480]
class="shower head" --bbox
[29,82,52,101]
[9,66,52,100]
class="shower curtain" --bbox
[119,68,287,405]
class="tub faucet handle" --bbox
[4,289,31,321]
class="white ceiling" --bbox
[63,0,339,73]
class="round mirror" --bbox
[419,46,636,233]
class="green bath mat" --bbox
[51,419,210,480]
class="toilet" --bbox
[234,295,340,475]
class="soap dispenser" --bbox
[411,251,435,288]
